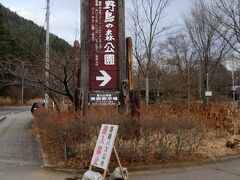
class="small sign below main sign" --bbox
[91,124,118,170]
[89,92,120,106]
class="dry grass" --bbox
[0,97,44,106]
[32,102,240,169]
[0,96,13,106]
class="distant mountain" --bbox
[0,3,72,61]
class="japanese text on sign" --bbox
[90,124,118,170]
[88,0,119,90]
[89,92,119,106]
[103,0,116,65]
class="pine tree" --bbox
[0,5,13,60]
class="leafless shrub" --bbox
[173,118,205,158]
[33,102,236,168]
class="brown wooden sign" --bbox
[88,0,119,90]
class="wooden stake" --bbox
[101,168,111,180]
[114,146,126,180]
[88,148,126,180]
[102,169,107,180]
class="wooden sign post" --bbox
[80,0,126,113]
[89,124,126,180]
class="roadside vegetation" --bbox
[0,0,240,170]
[1,0,239,108]
[0,96,43,106]
[32,102,240,169]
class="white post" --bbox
[207,73,209,105]
[45,0,50,108]
[232,70,235,101]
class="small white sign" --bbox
[205,91,212,97]
[91,124,118,170]
[231,85,240,91]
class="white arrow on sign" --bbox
[96,70,112,87]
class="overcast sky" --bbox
[0,0,191,45]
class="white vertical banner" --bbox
[91,124,118,170]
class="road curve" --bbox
[0,106,30,117]
[0,111,75,180]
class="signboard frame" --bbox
[88,91,120,106]
[205,91,213,97]
[90,124,118,170]
[80,0,126,110]
[89,124,126,180]
[88,0,119,90]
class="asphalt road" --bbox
[0,111,77,180]
[130,158,240,180]
[0,109,240,180]
[0,106,30,117]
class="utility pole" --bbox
[231,57,236,102]
[45,0,50,107]
[73,40,80,110]
[21,61,24,105]
[198,62,202,102]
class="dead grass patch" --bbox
[32,102,240,169]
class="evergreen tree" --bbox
[0,5,13,60]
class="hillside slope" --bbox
[0,3,72,61]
